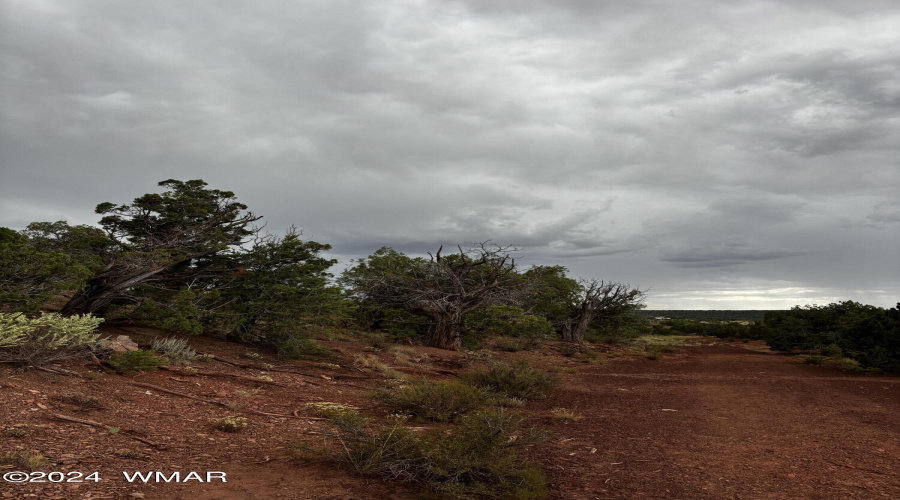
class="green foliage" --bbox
[314,409,547,500]
[0,228,92,313]
[464,362,557,400]
[764,302,899,372]
[0,312,103,367]
[61,179,261,316]
[466,306,554,342]
[657,319,770,341]
[107,350,166,374]
[20,221,113,272]
[214,229,348,351]
[130,288,208,336]
[151,336,198,365]
[522,266,581,327]
[342,245,531,350]
[375,379,489,422]
[820,343,843,358]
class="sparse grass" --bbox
[113,449,145,460]
[392,347,432,367]
[632,335,706,347]
[5,426,29,438]
[550,408,583,421]
[492,337,541,352]
[464,361,557,401]
[308,409,548,500]
[641,344,678,360]
[547,366,578,374]
[375,378,488,422]
[554,343,588,357]
[0,451,48,470]
[210,416,248,433]
[54,392,102,411]
[354,353,407,380]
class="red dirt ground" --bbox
[1,327,898,499]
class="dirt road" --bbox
[533,343,900,499]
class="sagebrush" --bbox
[0,312,102,367]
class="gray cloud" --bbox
[1,0,898,308]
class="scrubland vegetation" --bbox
[1,178,898,499]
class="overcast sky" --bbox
[2,0,898,309]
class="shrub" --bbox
[151,336,197,365]
[375,379,488,422]
[464,361,557,400]
[313,409,547,500]
[0,312,103,367]
[800,355,861,371]
[492,337,541,352]
[269,330,329,359]
[305,402,369,430]
[107,350,166,374]
[820,343,843,358]
[211,416,248,433]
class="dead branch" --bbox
[159,366,284,386]
[50,413,166,449]
[129,382,324,421]
[35,366,83,378]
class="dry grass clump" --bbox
[550,408,583,421]
[54,392,102,411]
[210,416,248,433]
[0,451,48,470]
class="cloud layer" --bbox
[2,0,898,308]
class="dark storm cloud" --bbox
[1,0,898,308]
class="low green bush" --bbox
[375,379,488,422]
[464,361,556,400]
[108,350,166,374]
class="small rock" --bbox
[103,335,139,353]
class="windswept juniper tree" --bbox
[343,243,529,350]
[561,279,646,342]
[59,179,261,316]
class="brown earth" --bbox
[1,327,898,499]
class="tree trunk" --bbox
[561,305,595,342]
[60,266,169,316]
[428,311,463,350]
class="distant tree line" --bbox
[0,179,647,354]
[655,302,899,372]
[640,310,771,322]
